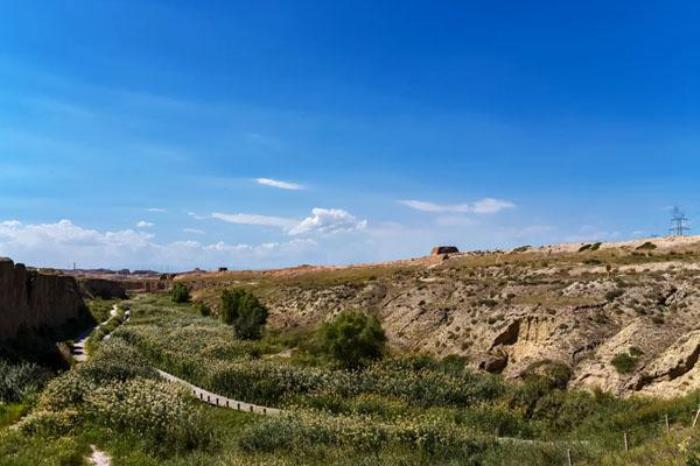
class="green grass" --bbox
[86,298,121,323]
[0,403,27,428]
[3,293,700,465]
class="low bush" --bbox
[0,360,52,403]
[221,289,269,340]
[316,311,386,369]
[611,351,639,374]
[171,283,191,303]
[637,241,657,250]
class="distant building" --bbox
[431,246,459,256]
[218,267,228,272]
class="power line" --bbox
[670,206,690,236]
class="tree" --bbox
[220,289,242,325]
[220,289,268,340]
[317,311,387,369]
[171,283,191,303]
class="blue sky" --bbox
[0,1,698,270]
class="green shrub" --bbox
[317,311,387,369]
[220,289,269,340]
[611,352,639,374]
[171,283,191,303]
[439,354,467,376]
[0,360,52,403]
[521,360,572,389]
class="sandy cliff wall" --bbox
[78,278,128,299]
[0,258,85,339]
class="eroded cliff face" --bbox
[78,278,128,300]
[0,258,85,339]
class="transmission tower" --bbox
[669,206,690,236]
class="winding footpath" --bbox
[70,305,121,466]
[70,305,120,362]
[71,302,281,465]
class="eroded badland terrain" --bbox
[180,235,700,398]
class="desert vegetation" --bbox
[220,289,269,340]
[3,238,700,464]
[2,293,699,464]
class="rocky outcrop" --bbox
[122,279,170,293]
[78,278,128,299]
[0,258,85,339]
[627,331,700,398]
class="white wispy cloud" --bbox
[211,212,297,228]
[255,177,304,190]
[212,208,367,236]
[398,197,515,214]
[288,208,367,236]
[136,221,154,228]
[187,211,209,220]
[470,198,516,214]
[183,228,206,235]
[147,207,167,212]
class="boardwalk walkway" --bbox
[155,369,283,416]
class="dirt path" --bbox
[70,306,121,466]
[70,304,120,363]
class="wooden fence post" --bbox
[566,448,572,466]
[693,404,700,428]
[624,432,629,452]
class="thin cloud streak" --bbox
[255,177,304,190]
[399,198,515,214]
[211,212,297,228]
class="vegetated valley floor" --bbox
[3,236,700,464]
